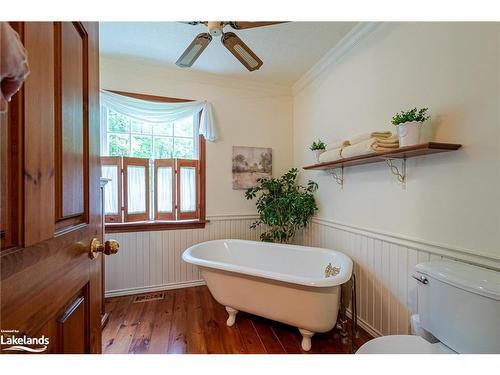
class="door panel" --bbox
[58,293,87,353]
[23,22,55,246]
[56,22,87,221]
[0,22,103,354]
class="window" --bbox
[100,92,206,232]
[104,109,198,160]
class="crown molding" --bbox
[100,54,292,96]
[292,22,381,96]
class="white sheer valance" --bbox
[100,90,218,141]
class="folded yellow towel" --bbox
[371,131,392,138]
[350,131,392,145]
[326,139,350,151]
[376,136,399,145]
[340,138,401,158]
[372,145,399,152]
[319,148,343,163]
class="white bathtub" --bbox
[182,239,353,351]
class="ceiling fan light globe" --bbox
[207,21,223,37]
[209,29,222,37]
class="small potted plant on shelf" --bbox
[309,139,326,163]
[391,107,430,146]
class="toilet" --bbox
[357,260,500,354]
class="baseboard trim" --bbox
[345,308,382,339]
[105,280,206,298]
[312,217,499,270]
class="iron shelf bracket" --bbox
[328,166,344,188]
[385,157,406,187]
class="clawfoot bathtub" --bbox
[182,239,353,351]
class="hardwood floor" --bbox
[102,286,372,354]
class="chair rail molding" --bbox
[311,217,499,270]
[297,218,499,337]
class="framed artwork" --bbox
[232,146,272,190]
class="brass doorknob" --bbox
[89,238,119,259]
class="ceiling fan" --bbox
[176,22,287,72]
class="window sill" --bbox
[105,219,207,233]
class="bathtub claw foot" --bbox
[225,307,238,326]
[299,329,315,351]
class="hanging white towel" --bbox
[0,22,30,113]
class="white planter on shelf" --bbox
[313,150,324,163]
[396,121,423,147]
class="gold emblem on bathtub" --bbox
[325,263,340,278]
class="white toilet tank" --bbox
[414,260,500,353]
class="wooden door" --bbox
[0,22,106,354]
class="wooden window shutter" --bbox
[123,157,150,222]
[100,156,122,223]
[177,159,199,220]
[154,159,176,220]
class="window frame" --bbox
[101,156,122,223]
[101,90,207,233]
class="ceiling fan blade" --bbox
[175,33,212,68]
[229,22,287,30]
[221,32,263,71]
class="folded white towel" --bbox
[341,139,376,159]
[326,139,350,151]
[349,131,392,145]
[319,148,342,163]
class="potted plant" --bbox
[309,139,326,163]
[245,168,318,244]
[391,107,430,146]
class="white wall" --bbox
[100,56,294,216]
[294,23,500,263]
[103,24,500,338]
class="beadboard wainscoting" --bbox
[104,214,499,339]
[104,215,263,297]
[296,218,499,338]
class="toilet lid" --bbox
[356,335,456,354]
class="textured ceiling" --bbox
[99,22,357,86]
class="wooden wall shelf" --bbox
[303,142,462,187]
[304,142,461,170]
